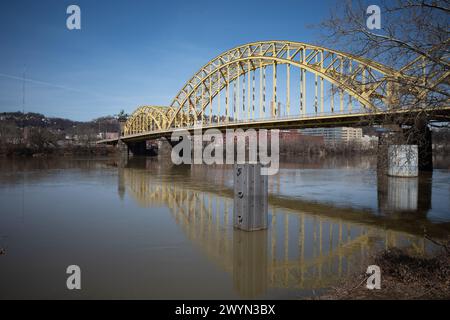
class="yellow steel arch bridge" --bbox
[99,40,449,144]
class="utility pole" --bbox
[22,65,26,143]
[22,67,25,114]
[21,65,26,225]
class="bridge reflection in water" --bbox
[117,158,438,298]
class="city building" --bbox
[279,130,324,145]
[96,132,119,140]
[299,127,363,144]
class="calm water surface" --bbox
[0,155,449,299]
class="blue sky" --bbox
[0,0,339,121]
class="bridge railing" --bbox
[121,108,371,138]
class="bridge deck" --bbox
[98,107,450,144]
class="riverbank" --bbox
[0,144,118,157]
[319,241,450,300]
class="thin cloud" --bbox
[0,72,131,102]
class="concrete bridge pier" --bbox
[405,119,433,172]
[127,141,158,156]
[117,139,129,157]
[377,120,433,176]
[233,163,268,231]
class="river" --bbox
[0,155,449,299]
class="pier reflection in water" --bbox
[377,173,432,215]
[118,157,441,298]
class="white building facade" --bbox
[299,127,363,144]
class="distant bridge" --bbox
[99,40,449,145]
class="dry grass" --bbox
[320,243,450,300]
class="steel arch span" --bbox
[123,105,190,135]
[169,41,397,126]
[117,40,448,138]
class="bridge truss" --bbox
[122,40,448,136]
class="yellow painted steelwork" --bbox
[118,40,448,138]
[168,40,404,127]
[123,105,190,135]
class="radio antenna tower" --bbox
[22,65,26,114]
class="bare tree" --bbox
[0,121,21,145]
[320,0,450,170]
[321,0,449,96]
[28,127,58,151]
